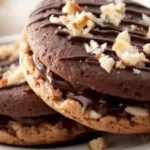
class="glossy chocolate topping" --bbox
[27,0,150,102]
[33,55,150,117]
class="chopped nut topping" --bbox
[69,12,90,30]
[125,106,149,117]
[120,52,147,66]
[113,31,148,67]
[59,1,100,36]
[89,110,102,119]
[62,1,82,14]
[133,68,141,75]
[88,137,109,150]
[100,2,126,27]
[99,54,115,73]
[113,40,133,53]
[115,30,131,43]
[116,60,126,69]
[49,15,61,23]
[142,14,150,26]
[130,24,137,32]
[85,40,107,55]
[143,43,150,55]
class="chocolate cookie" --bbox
[0,41,91,145]
[21,0,150,133]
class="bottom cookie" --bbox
[0,119,89,146]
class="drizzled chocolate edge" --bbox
[33,54,150,118]
[0,113,75,128]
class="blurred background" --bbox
[0,0,38,36]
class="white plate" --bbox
[0,1,150,150]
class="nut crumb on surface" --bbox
[85,40,107,55]
[100,2,126,27]
[113,31,148,67]
[89,110,102,120]
[142,14,150,26]
[99,54,115,73]
[143,43,150,55]
[130,25,137,31]
[116,60,126,69]
[125,106,149,117]
[133,68,141,75]
[62,0,82,14]
[88,137,108,150]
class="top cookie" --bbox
[27,0,150,101]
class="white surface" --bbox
[0,0,38,36]
[132,0,150,9]
[1,1,150,150]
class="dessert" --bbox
[20,0,150,133]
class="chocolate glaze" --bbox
[0,114,73,127]
[33,55,150,117]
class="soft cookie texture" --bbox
[20,32,150,134]
[0,41,91,145]
[0,120,88,146]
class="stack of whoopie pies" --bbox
[4,0,149,147]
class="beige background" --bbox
[0,0,38,36]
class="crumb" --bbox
[142,134,150,143]
[99,54,115,73]
[133,68,141,75]
[88,137,109,150]
[125,106,149,117]
[100,2,126,27]
[89,110,102,120]
[142,14,150,26]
